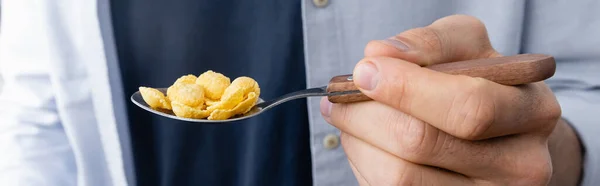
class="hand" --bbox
[321,15,583,186]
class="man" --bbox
[0,1,598,186]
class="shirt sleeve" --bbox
[550,78,600,186]
[0,1,76,185]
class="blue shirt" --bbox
[111,0,312,185]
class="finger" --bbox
[340,132,473,186]
[325,98,555,182]
[351,56,560,140]
[364,14,502,66]
[345,133,372,186]
[324,98,503,177]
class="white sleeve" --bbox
[0,1,76,185]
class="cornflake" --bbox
[139,71,260,120]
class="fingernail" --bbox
[354,62,379,91]
[381,38,409,51]
[320,97,332,117]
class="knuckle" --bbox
[547,94,562,117]
[539,86,563,126]
[487,145,552,186]
[523,83,563,136]
[546,101,562,122]
[436,14,488,36]
[453,78,496,140]
[410,27,442,50]
[383,111,445,164]
[514,150,553,186]
[395,117,438,161]
[540,99,562,136]
[399,118,427,156]
[383,111,407,144]
[432,14,498,59]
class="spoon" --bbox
[131,53,556,123]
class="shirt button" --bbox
[313,0,329,8]
[323,134,339,149]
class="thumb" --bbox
[364,14,502,66]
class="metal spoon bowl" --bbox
[131,86,333,123]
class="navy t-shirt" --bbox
[111,1,312,185]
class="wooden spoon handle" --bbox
[326,53,556,103]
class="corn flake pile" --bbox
[139,70,260,120]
